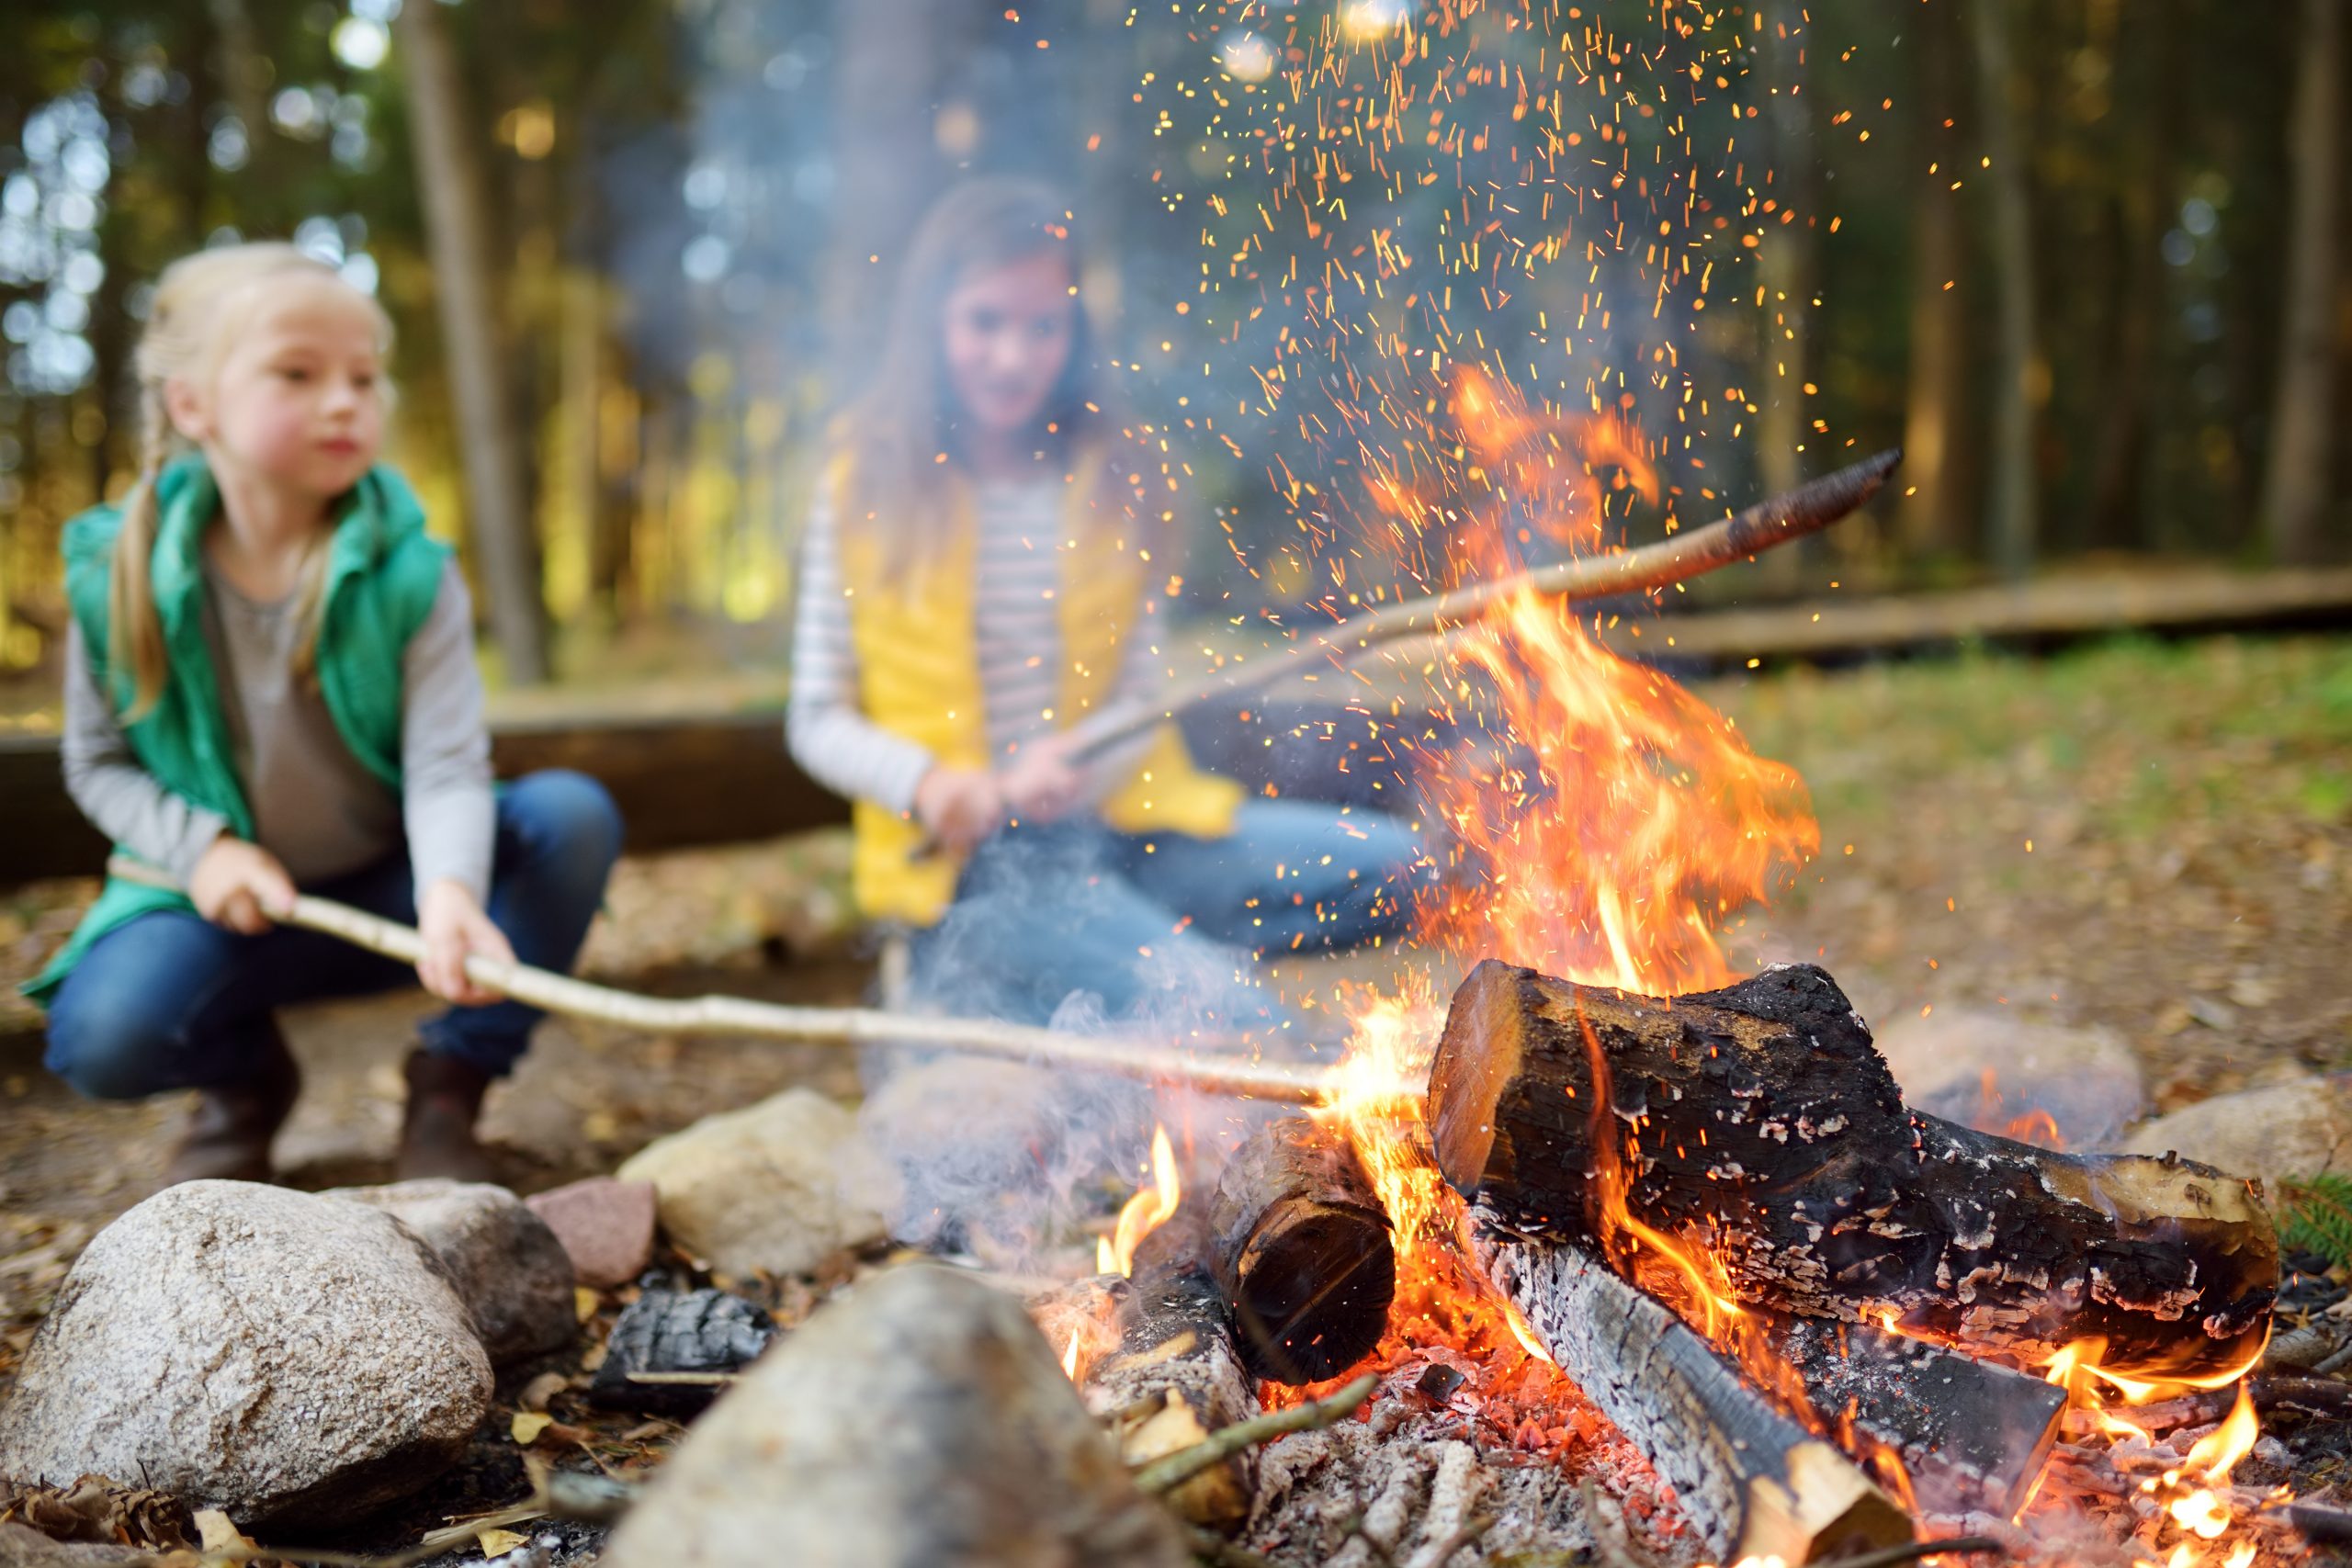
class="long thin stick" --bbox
[105,857,1370,1105]
[1066,447,1901,762]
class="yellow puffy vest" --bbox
[833,456,1243,926]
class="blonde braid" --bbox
[107,377,177,720]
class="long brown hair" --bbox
[837,178,1108,572]
[108,243,395,718]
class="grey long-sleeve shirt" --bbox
[62,557,496,901]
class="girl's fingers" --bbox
[223,889,268,934]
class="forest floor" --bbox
[3,629,2348,1419]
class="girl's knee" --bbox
[44,989,175,1100]
[507,770,624,869]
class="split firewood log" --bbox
[1758,1312,2066,1516]
[1430,960,2278,1377]
[1205,1117,1396,1385]
[1479,1228,1912,1563]
[1082,1211,1260,1532]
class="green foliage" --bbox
[2279,1173,2352,1269]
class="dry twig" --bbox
[1813,1535,2005,1568]
[1135,1371,1379,1495]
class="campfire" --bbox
[1051,387,2289,1568]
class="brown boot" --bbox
[162,1021,300,1189]
[397,1049,499,1184]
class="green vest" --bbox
[25,456,451,1005]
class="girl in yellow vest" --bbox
[787,180,1420,1029]
[31,243,620,1187]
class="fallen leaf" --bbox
[510,1410,554,1445]
[478,1527,528,1557]
[518,1370,569,1412]
[574,1285,601,1322]
[193,1508,253,1551]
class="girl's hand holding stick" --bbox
[187,836,298,935]
[416,879,515,1006]
[912,766,1006,852]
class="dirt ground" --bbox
[3,631,2347,1433]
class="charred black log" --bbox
[1429,961,2277,1376]
[587,1288,774,1416]
[1763,1314,2065,1517]
[1479,1226,1911,1564]
[1081,1210,1259,1533]
[1205,1118,1396,1386]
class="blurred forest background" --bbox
[0,0,2345,702]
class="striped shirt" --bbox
[786,477,1159,814]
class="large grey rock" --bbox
[0,1181,491,1528]
[1874,1007,2143,1148]
[2119,1077,2352,1191]
[333,1179,577,1362]
[598,1266,1187,1568]
[617,1089,890,1278]
[0,1523,148,1567]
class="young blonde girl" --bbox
[787,179,1419,1031]
[29,243,620,1186]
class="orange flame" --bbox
[1098,1124,1182,1278]
[1390,371,1818,995]
[2041,1340,2271,1566]
[1301,373,1828,1484]
[1060,1327,1082,1382]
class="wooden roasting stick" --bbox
[101,855,1376,1106]
[1427,959,2278,1377]
[1062,446,1904,765]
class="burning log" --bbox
[1205,1117,1396,1385]
[1762,1314,2066,1517]
[1209,1121,2061,1511]
[1478,1227,1913,1564]
[1082,1212,1259,1533]
[1428,960,2278,1376]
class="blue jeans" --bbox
[907,798,1423,1032]
[45,771,622,1098]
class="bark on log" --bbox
[1205,1118,1396,1386]
[1477,1226,1911,1563]
[1429,961,2278,1376]
[1082,1212,1261,1533]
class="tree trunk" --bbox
[2259,0,2344,566]
[1205,1118,1395,1386]
[1899,0,1969,559]
[206,0,273,191]
[2086,0,2177,554]
[1754,6,1815,592]
[1427,960,2277,1377]
[1477,1230,1910,1564]
[396,0,551,683]
[1971,0,2040,580]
